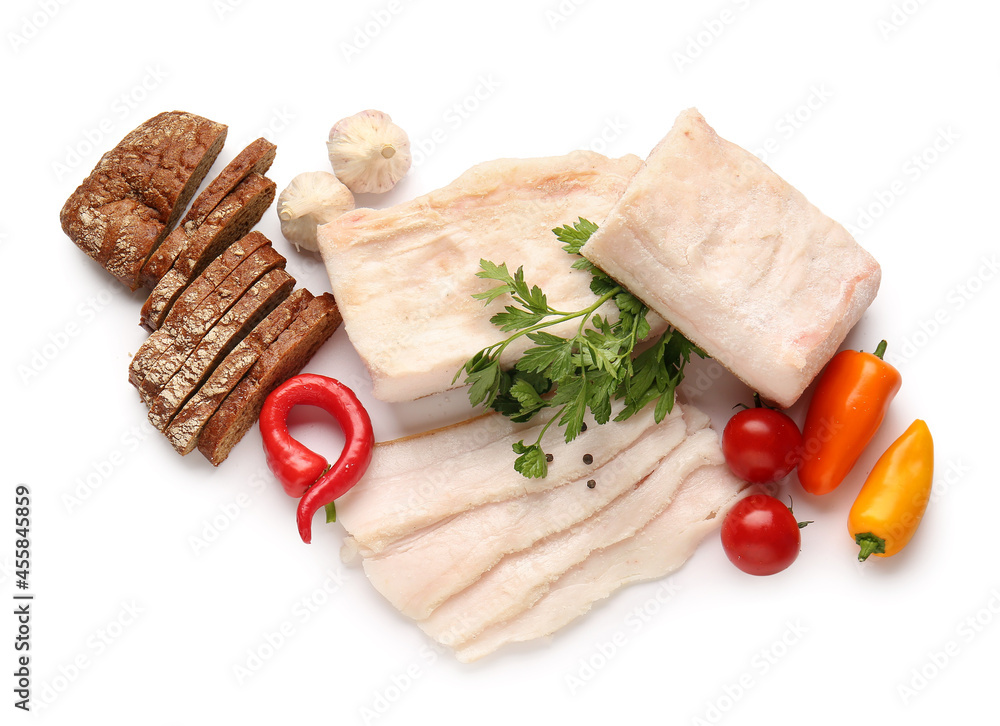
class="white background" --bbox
[3,0,999,723]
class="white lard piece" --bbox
[580,108,881,407]
[317,151,643,402]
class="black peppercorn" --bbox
[583,453,593,465]
[587,479,596,489]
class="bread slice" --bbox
[139,173,276,330]
[60,111,227,290]
[198,293,342,466]
[141,138,277,286]
[164,289,314,455]
[130,232,271,385]
[147,268,295,431]
[131,242,287,402]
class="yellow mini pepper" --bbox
[848,419,934,561]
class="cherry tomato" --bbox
[721,494,803,576]
[722,406,803,483]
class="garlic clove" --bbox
[327,109,412,194]
[277,171,355,253]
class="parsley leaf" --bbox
[553,217,599,255]
[513,440,548,478]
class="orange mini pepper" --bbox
[849,419,934,561]
[797,340,902,495]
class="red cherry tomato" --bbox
[722,406,803,483]
[721,494,803,576]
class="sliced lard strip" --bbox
[418,428,721,648]
[455,464,749,662]
[336,406,663,554]
[580,108,880,407]
[316,151,645,402]
[361,407,700,620]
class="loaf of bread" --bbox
[61,110,342,467]
[60,111,227,290]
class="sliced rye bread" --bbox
[198,293,342,466]
[131,243,287,402]
[129,233,271,386]
[165,289,314,455]
[139,173,276,330]
[141,138,277,286]
[60,111,227,290]
[147,268,295,431]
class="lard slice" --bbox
[580,108,880,407]
[317,151,643,402]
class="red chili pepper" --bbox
[259,374,374,544]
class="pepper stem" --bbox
[873,340,888,360]
[855,532,886,561]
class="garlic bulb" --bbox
[327,110,411,194]
[277,171,355,252]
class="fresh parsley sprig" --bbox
[455,218,705,478]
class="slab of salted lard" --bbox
[360,407,694,620]
[580,108,880,407]
[317,151,643,402]
[455,464,749,662]
[336,405,664,554]
[418,427,720,648]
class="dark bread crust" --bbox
[60,111,227,290]
[139,173,276,330]
[164,289,314,455]
[198,293,342,466]
[132,242,287,402]
[141,138,277,287]
[147,268,295,431]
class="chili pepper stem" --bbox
[873,340,888,360]
[855,532,886,561]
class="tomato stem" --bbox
[855,532,886,561]
[751,392,780,410]
[786,495,813,528]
